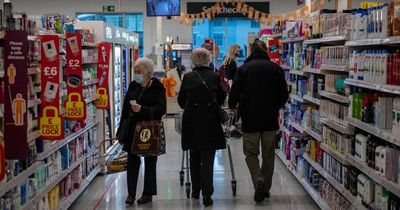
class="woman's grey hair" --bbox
[191,48,211,68]
[134,57,154,77]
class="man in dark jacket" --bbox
[228,40,289,203]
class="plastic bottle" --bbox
[382,3,388,38]
[351,11,356,40]
[360,10,368,39]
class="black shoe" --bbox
[137,195,152,204]
[231,130,243,138]
[265,192,270,198]
[125,196,135,205]
[254,181,266,203]
[192,192,200,199]
[203,196,213,207]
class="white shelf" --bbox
[345,37,400,47]
[275,151,331,210]
[304,127,322,142]
[37,121,99,161]
[347,154,400,198]
[290,121,305,133]
[28,130,41,143]
[85,96,99,104]
[281,126,304,137]
[0,162,42,198]
[289,70,305,76]
[320,118,354,135]
[272,33,282,39]
[320,64,348,72]
[57,166,101,210]
[345,79,400,95]
[82,42,97,48]
[319,90,349,104]
[83,79,99,86]
[303,35,349,45]
[28,99,41,108]
[27,67,40,75]
[281,36,305,44]
[290,93,305,103]
[281,64,291,70]
[303,67,323,75]
[319,143,350,165]
[82,60,98,64]
[346,117,400,147]
[303,95,321,105]
[303,154,366,210]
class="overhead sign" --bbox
[103,5,115,12]
[171,44,192,51]
[187,2,270,18]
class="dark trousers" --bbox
[190,150,216,196]
[127,153,158,198]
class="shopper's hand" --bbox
[131,104,141,113]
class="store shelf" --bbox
[85,96,99,104]
[82,42,97,48]
[82,60,98,64]
[28,130,41,143]
[289,70,305,76]
[319,90,349,104]
[304,127,322,142]
[28,67,40,75]
[303,67,323,75]
[303,35,349,45]
[57,166,101,210]
[346,117,400,147]
[303,154,367,210]
[28,35,39,42]
[290,93,305,103]
[281,64,291,70]
[272,33,282,39]
[319,143,350,165]
[28,99,41,108]
[345,36,400,47]
[345,79,400,95]
[303,95,321,105]
[281,126,305,137]
[281,36,305,44]
[346,154,400,198]
[36,121,99,160]
[0,162,41,198]
[83,79,99,86]
[320,64,348,72]
[275,151,331,210]
[105,141,122,163]
[290,121,305,133]
[320,118,354,135]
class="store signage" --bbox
[103,5,115,12]
[96,42,111,109]
[187,2,270,18]
[106,26,113,39]
[3,30,29,159]
[171,44,192,51]
[65,33,86,121]
[40,35,64,140]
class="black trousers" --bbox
[127,153,158,198]
[190,150,216,196]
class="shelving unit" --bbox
[346,154,400,198]
[319,90,349,104]
[319,143,350,165]
[289,93,305,103]
[289,70,305,76]
[303,35,349,45]
[275,151,331,210]
[304,128,322,142]
[320,118,354,135]
[303,67,323,75]
[345,79,400,95]
[290,121,305,133]
[319,64,348,72]
[83,79,99,86]
[346,116,400,147]
[281,36,305,44]
[303,95,320,105]
[303,154,367,210]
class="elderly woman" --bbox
[117,57,166,205]
[178,48,226,206]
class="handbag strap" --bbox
[193,70,219,106]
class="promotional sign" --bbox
[187,2,269,18]
[40,35,64,140]
[96,42,111,109]
[4,30,29,159]
[65,33,86,121]
[260,29,281,65]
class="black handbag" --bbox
[194,71,229,124]
[117,111,134,144]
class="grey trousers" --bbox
[243,131,277,192]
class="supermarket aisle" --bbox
[71,118,319,210]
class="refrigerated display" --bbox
[113,45,122,134]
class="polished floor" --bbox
[71,118,319,210]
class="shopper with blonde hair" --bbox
[223,44,241,85]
